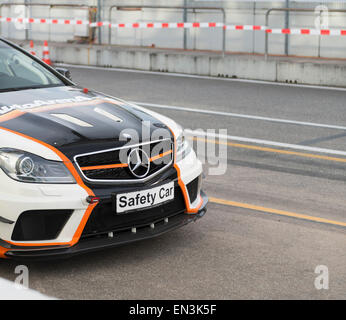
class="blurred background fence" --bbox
[1,0,346,59]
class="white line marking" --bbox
[185,129,346,156]
[131,101,346,131]
[58,63,346,92]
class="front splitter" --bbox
[5,191,208,261]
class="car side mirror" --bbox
[56,67,72,81]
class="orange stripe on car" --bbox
[0,246,9,259]
[81,163,128,171]
[166,128,203,214]
[174,163,203,214]
[149,150,173,162]
[0,110,26,122]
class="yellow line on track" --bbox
[190,137,346,227]
[209,197,346,228]
[191,137,346,163]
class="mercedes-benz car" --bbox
[0,38,207,260]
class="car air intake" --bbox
[186,176,201,204]
[11,210,73,241]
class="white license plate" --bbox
[116,182,175,213]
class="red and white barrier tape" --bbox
[1,17,346,35]
[0,17,222,28]
[0,17,89,25]
[224,25,346,35]
[265,28,346,36]
[224,25,267,31]
[94,22,224,28]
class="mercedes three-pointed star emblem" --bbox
[128,148,150,178]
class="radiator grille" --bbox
[75,139,173,182]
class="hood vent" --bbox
[51,113,93,128]
[94,107,123,123]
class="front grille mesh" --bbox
[83,167,132,180]
[75,139,173,181]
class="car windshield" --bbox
[0,41,64,92]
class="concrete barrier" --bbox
[16,40,346,87]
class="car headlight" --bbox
[176,129,192,161]
[0,148,75,184]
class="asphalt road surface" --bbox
[1,66,346,299]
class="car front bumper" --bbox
[2,191,208,261]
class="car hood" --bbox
[0,86,171,160]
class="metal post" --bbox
[284,0,289,55]
[97,0,102,44]
[222,7,226,57]
[252,1,256,53]
[183,0,187,50]
[318,10,322,58]
[25,0,29,40]
[108,5,113,45]
[264,10,271,60]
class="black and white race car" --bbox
[0,38,207,260]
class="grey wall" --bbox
[1,0,346,58]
